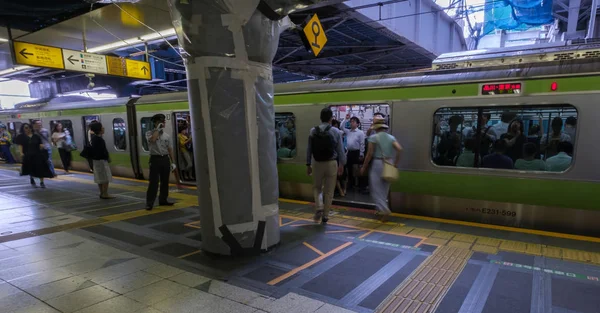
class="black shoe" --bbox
[145,205,153,211]
[40,182,46,189]
[321,217,329,225]
[30,178,35,186]
[159,201,175,206]
[313,210,323,223]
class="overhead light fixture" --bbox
[0,66,32,77]
[87,28,176,53]
[0,38,8,42]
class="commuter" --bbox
[306,107,346,224]
[564,116,577,143]
[343,116,366,193]
[89,122,114,199]
[541,117,571,158]
[481,139,513,169]
[15,123,53,188]
[492,111,516,138]
[546,141,573,172]
[465,113,496,157]
[455,138,476,167]
[178,126,194,180]
[86,120,98,172]
[145,114,176,210]
[33,120,55,177]
[501,119,526,162]
[51,122,72,173]
[0,123,15,164]
[438,115,462,164]
[277,136,294,159]
[331,120,347,197]
[515,143,546,171]
[360,119,402,221]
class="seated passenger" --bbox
[455,138,477,167]
[546,141,573,172]
[514,143,546,171]
[277,136,294,159]
[482,139,513,169]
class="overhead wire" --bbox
[110,1,183,59]
[88,3,185,68]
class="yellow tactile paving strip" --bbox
[376,246,472,313]
[280,207,600,266]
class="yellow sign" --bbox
[125,59,152,80]
[303,14,327,57]
[106,56,151,80]
[13,41,64,69]
[106,56,127,77]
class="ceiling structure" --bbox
[0,0,441,96]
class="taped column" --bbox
[167,0,325,255]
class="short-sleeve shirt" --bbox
[514,159,546,171]
[146,130,171,156]
[368,132,397,159]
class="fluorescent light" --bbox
[0,38,8,42]
[0,66,32,77]
[87,28,176,53]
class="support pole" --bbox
[167,0,322,255]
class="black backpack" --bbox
[311,125,335,162]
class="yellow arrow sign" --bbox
[303,14,328,57]
[12,41,151,80]
[13,41,64,69]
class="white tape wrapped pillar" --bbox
[166,0,297,255]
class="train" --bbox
[2,43,600,237]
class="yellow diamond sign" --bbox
[303,14,327,57]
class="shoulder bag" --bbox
[376,133,399,182]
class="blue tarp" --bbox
[482,0,553,35]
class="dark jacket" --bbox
[90,135,109,161]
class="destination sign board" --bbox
[12,41,151,80]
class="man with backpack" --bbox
[306,108,346,224]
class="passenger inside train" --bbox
[432,106,577,172]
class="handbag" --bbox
[80,144,91,159]
[376,133,399,182]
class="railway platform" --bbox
[0,166,599,313]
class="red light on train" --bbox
[550,82,558,91]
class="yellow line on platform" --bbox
[178,250,202,259]
[324,229,365,234]
[303,242,325,256]
[268,241,353,286]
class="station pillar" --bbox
[167,0,321,255]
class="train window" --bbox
[275,113,296,159]
[330,104,390,132]
[431,105,577,173]
[140,117,153,152]
[113,118,127,151]
[82,116,99,146]
[49,120,75,143]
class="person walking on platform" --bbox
[145,114,176,210]
[51,122,72,174]
[361,118,402,221]
[33,120,55,177]
[306,108,346,224]
[0,123,15,164]
[15,123,53,188]
[89,122,114,199]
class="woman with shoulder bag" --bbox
[360,118,402,221]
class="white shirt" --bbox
[343,127,366,156]
[492,122,509,138]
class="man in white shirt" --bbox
[492,111,516,138]
[342,117,366,191]
[546,141,573,172]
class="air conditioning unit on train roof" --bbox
[432,41,600,71]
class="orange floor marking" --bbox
[303,242,325,256]
[267,242,353,286]
[177,250,203,259]
[184,221,201,229]
[359,230,374,239]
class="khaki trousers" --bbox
[312,160,338,216]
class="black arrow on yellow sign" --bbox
[19,49,33,59]
[141,66,148,75]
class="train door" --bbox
[172,111,195,184]
[82,115,100,146]
[329,103,391,210]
